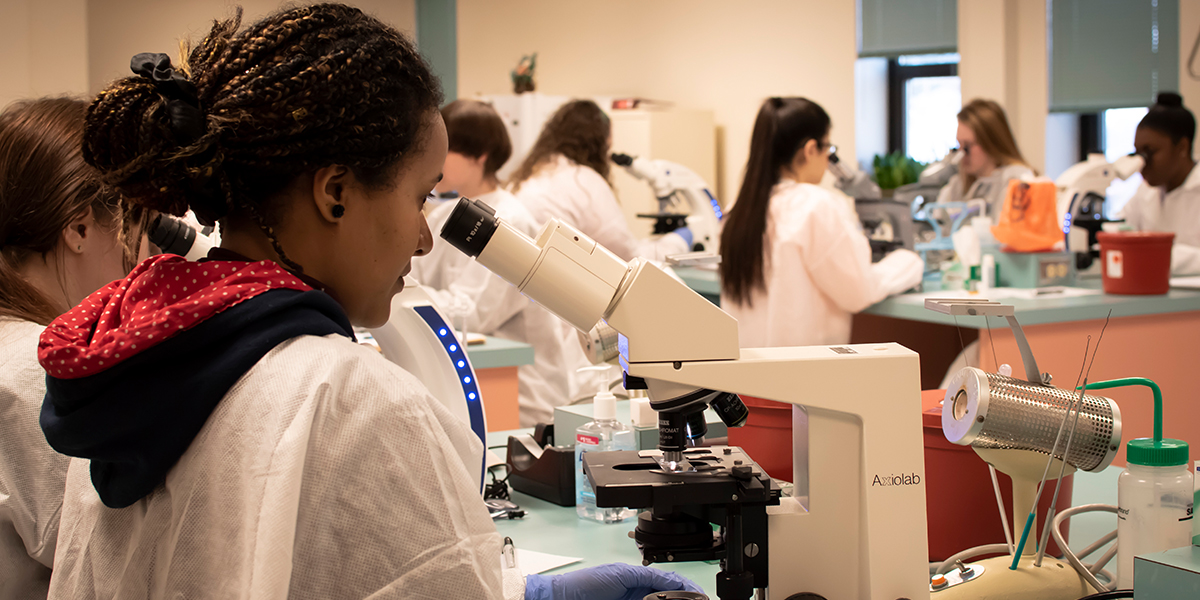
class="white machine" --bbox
[930,299,1123,599]
[611,152,724,254]
[366,282,489,488]
[441,197,930,600]
[1056,153,1145,256]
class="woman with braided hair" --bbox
[39,4,699,600]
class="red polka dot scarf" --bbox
[38,253,354,508]
[39,254,312,378]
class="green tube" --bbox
[1079,377,1162,442]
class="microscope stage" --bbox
[583,446,780,511]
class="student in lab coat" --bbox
[509,99,691,261]
[720,97,924,348]
[0,97,146,600]
[936,99,1035,220]
[37,6,698,600]
[412,99,594,425]
[1121,92,1200,275]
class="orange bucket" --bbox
[1097,231,1174,295]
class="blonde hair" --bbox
[957,99,1030,192]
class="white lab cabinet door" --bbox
[609,109,717,238]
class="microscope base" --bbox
[932,555,1092,599]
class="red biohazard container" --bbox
[730,391,1071,561]
[727,396,794,482]
[1097,231,1174,295]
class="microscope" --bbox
[611,152,724,254]
[441,198,930,600]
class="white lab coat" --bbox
[514,155,690,262]
[48,334,524,600]
[414,189,594,426]
[1119,163,1200,275]
[723,180,924,348]
[0,318,68,600]
[936,163,1036,221]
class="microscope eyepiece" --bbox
[610,152,634,167]
[439,197,499,258]
[148,213,198,257]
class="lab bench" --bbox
[468,336,535,431]
[483,429,1124,598]
[675,266,1200,468]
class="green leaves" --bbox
[871,152,926,190]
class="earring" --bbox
[77,245,83,251]
[331,204,345,218]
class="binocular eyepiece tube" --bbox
[440,197,631,333]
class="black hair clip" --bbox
[130,53,206,145]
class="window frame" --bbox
[887,58,959,156]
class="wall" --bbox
[456,0,859,204]
[87,0,415,94]
[958,0,1047,174]
[1182,0,1200,159]
[854,57,889,172]
[0,0,89,109]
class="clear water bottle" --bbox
[1116,438,1193,589]
[575,384,636,523]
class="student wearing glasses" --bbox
[936,98,1035,221]
[719,97,923,348]
[1121,92,1200,275]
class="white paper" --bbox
[1169,276,1200,289]
[516,548,581,576]
[901,287,1101,302]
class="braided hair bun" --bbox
[84,3,442,227]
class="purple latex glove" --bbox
[525,563,704,600]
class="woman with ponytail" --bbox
[0,97,145,600]
[1121,92,1200,275]
[719,97,923,348]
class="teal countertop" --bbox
[486,428,719,594]
[675,266,720,299]
[675,266,1200,329]
[863,281,1200,329]
[467,336,535,369]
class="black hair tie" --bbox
[130,53,206,145]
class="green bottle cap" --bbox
[1126,438,1190,467]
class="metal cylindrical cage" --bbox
[943,367,1122,472]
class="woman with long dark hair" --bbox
[510,99,691,261]
[1121,92,1200,275]
[39,5,697,599]
[719,97,922,348]
[0,97,145,600]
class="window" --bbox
[888,54,961,164]
[1103,107,1149,217]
